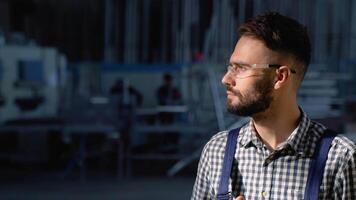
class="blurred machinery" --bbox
[0,42,67,122]
[0,35,122,180]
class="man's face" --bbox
[222,36,280,117]
[225,74,274,117]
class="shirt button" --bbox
[261,191,267,198]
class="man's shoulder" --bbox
[332,134,356,156]
[201,130,233,154]
[324,134,356,175]
[309,120,356,155]
[210,130,229,140]
[204,131,229,149]
[203,126,247,152]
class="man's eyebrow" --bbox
[229,60,248,66]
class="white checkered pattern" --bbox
[191,111,356,200]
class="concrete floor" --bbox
[0,145,199,200]
[0,176,195,200]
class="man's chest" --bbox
[233,150,309,199]
[210,147,314,199]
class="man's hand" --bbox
[235,195,245,200]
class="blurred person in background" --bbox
[110,78,142,149]
[110,78,143,108]
[191,12,356,200]
[156,73,182,106]
[156,73,182,124]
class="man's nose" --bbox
[221,71,234,87]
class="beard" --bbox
[226,77,274,117]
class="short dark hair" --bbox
[239,12,311,78]
[163,73,173,81]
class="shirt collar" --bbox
[239,120,263,148]
[281,110,311,155]
[238,109,312,155]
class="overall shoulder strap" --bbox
[304,129,337,200]
[217,128,241,200]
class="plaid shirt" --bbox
[191,111,356,200]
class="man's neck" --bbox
[251,105,301,151]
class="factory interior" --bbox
[0,0,356,199]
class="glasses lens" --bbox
[228,64,251,78]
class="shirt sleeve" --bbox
[191,143,212,200]
[333,149,356,200]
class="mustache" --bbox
[226,87,240,96]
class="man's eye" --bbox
[236,64,248,71]
[228,65,236,71]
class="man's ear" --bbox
[274,66,290,89]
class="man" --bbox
[156,73,182,124]
[156,73,182,106]
[191,12,356,200]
